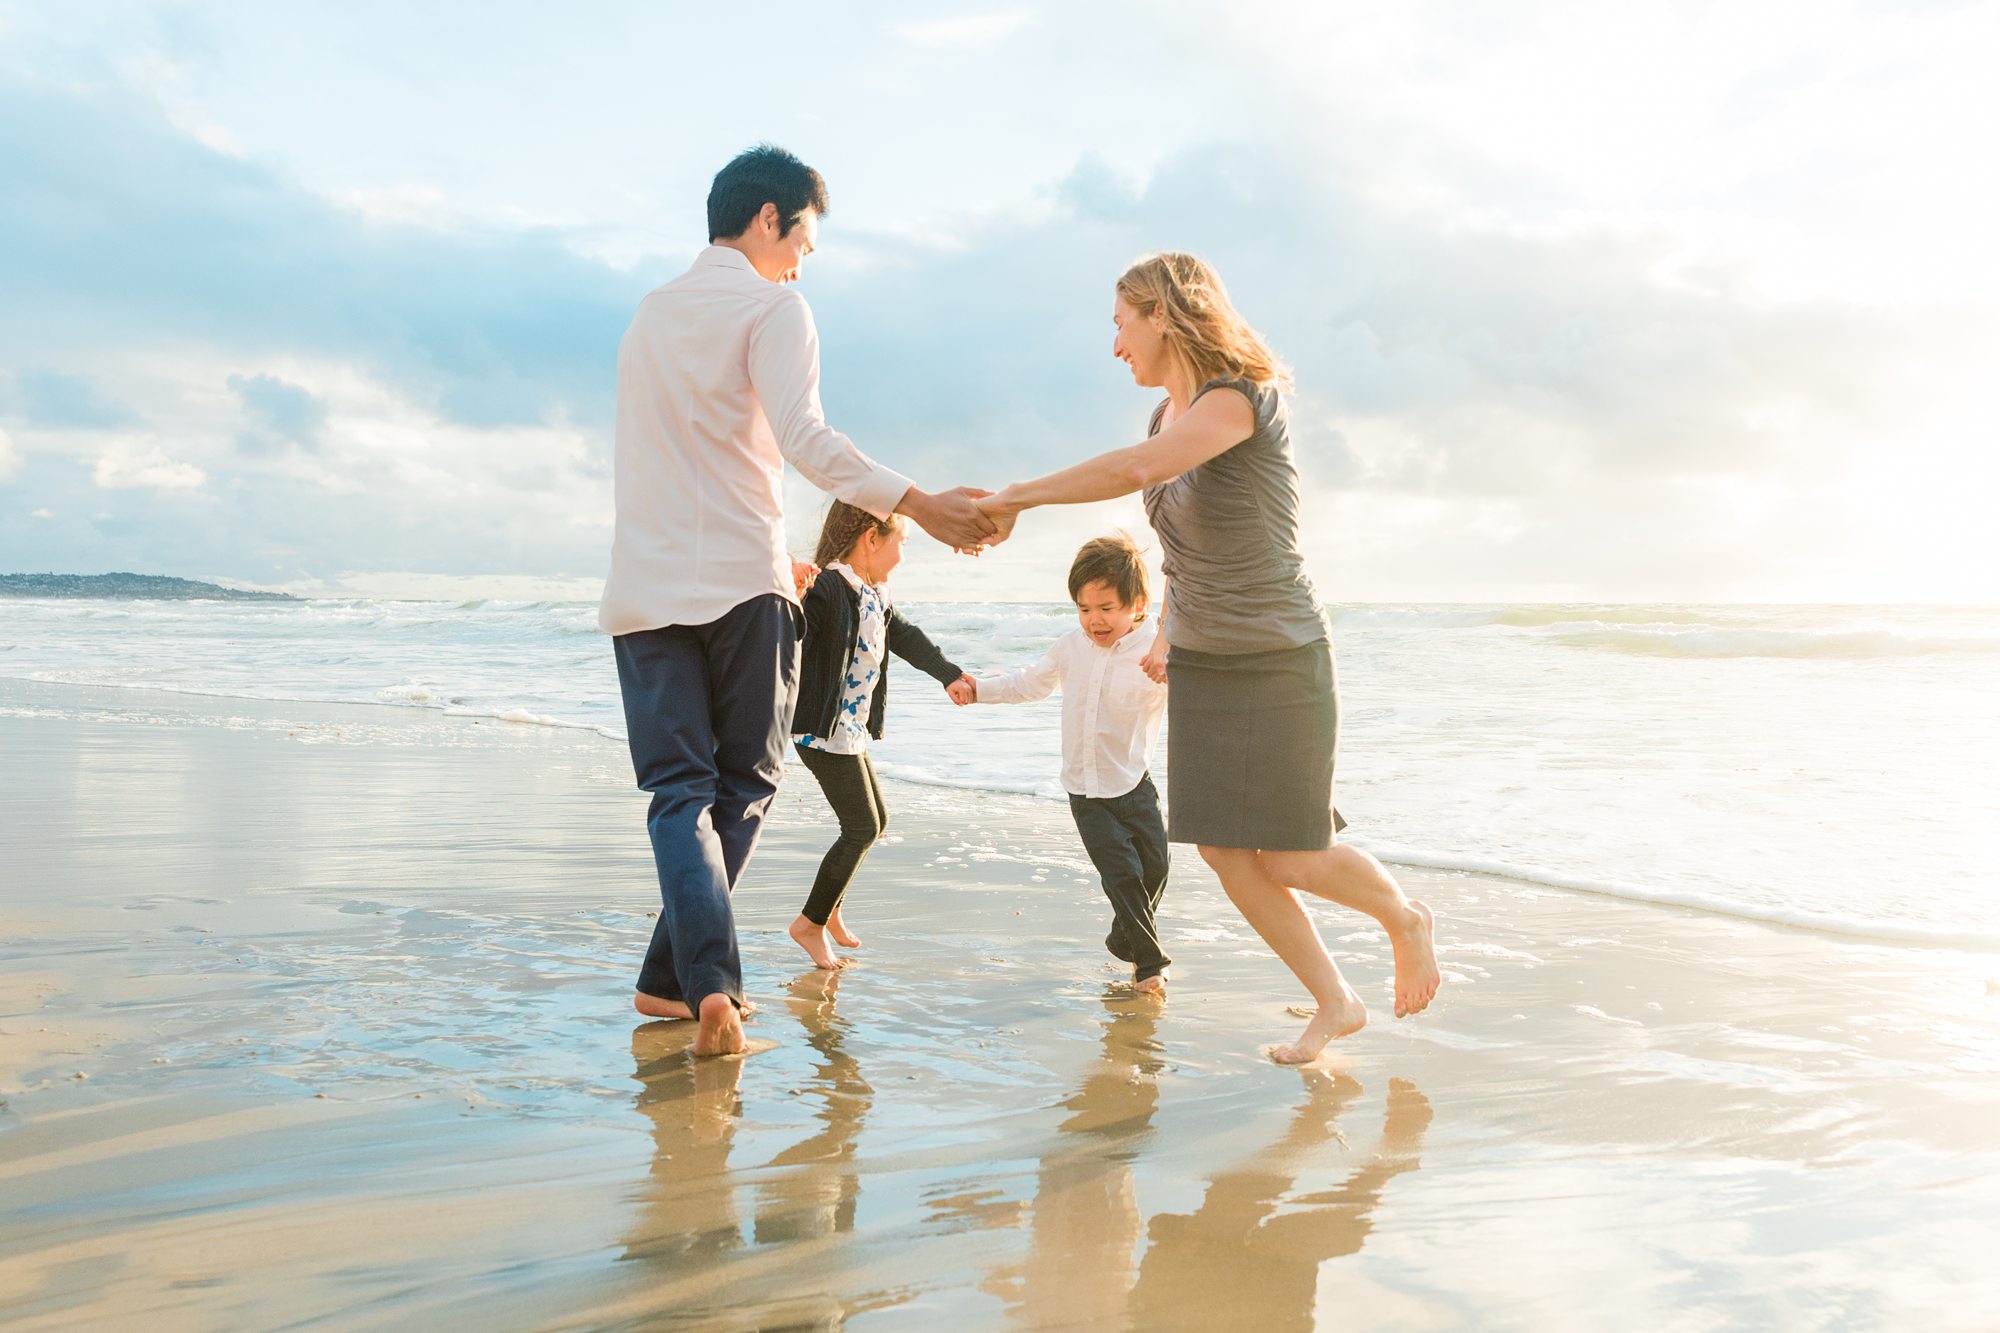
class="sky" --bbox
[2,0,1996,603]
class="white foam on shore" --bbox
[1352,839,2000,951]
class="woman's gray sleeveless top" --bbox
[1141,376,1327,655]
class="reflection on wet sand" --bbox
[1128,1074,1434,1331]
[754,970,874,1245]
[991,994,1166,1325]
[619,970,874,1327]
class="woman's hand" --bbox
[946,674,977,706]
[1139,631,1169,684]
[974,489,1024,545]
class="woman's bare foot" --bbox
[1133,971,1168,996]
[1270,984,1368,1064]
[826,905,861,949]
[693,992,747,1057]
[788,914,848,971]
[634,991,756,1020]
[1390,900,1442,1018]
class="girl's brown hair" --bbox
[813,500,902,569]
[1116,251,1292,392]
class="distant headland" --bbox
[0,573,299,602]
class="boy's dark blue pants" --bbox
[1069,773,1172,982]
[613,594,799,1011]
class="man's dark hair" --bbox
[707,144,829,243]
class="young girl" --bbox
[790,501,971,970]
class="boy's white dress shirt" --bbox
[599,246,912,636]
[973,622,1168,799]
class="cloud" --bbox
[0,428,17,482]
[890,13,1033,47]
[227,372,326,453]
[5,370,135,429]
[91,440,207,490]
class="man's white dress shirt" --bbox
[973,622,1169,799]
[599,246,912,635]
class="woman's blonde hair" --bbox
[1115,252,1292,392]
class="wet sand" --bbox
[3,678,1998,1330]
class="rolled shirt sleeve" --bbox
[748,291,912,520]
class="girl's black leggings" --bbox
[793,744,888,924]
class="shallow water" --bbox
[3,596,1997,946]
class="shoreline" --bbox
[4,679,1998,1329]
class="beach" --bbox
[3,676,1997,1330]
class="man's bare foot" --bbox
[1133,972,1167,996]
[788,914,848,971]
[1271,985,1368,1064]
[693,992,747,1057]
[826,906,862,949]
[1390,900,1442,1018]
[634,991,756,1020]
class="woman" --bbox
[978,252,1441,1062]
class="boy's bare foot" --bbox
[826,906,862,949]
[1270,984,1368,1064]
[634,991,756,1020]
[789,914,848,971]
[693,992,747,1057]
[1390,900,1441,1018]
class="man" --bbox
[600,144,996,1056]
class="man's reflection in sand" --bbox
[752,969,873,1244]
[620,972,875,1324]
[1126,1073,1434,1331]
[993,993,1166,1326]
[623,1020,751,1276]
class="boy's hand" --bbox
[946,675,977,706]
[791,561,820,597]
[1139,633,1168,685]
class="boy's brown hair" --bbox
[1067,533,1150,610]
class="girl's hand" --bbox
[946,675,977,706]
[791,561,820,597]
[1139,633,1168,685]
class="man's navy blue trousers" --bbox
[613,594,799,1010]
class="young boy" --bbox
[947,535,1173,993]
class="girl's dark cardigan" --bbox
[793,568,963,743]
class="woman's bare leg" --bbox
[1258,847,1440,1018]
[1201,845,1367,1062]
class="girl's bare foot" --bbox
[789,914,848,971]
[693,992,747,1057]
[635,991,756,1020]
[1390,900,1441,1018]
[1270,984,1368,1064]
[826,905,862,949]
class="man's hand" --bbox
[898,486,1001,552]
[1139,630,1168,685]
[946,675,977,706]
[791,561,820,597]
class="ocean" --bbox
[3,595,1996,949]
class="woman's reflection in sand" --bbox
[995,993,1166,1326]
[752,968,874,1244]
[1126,1073,1434,1330]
